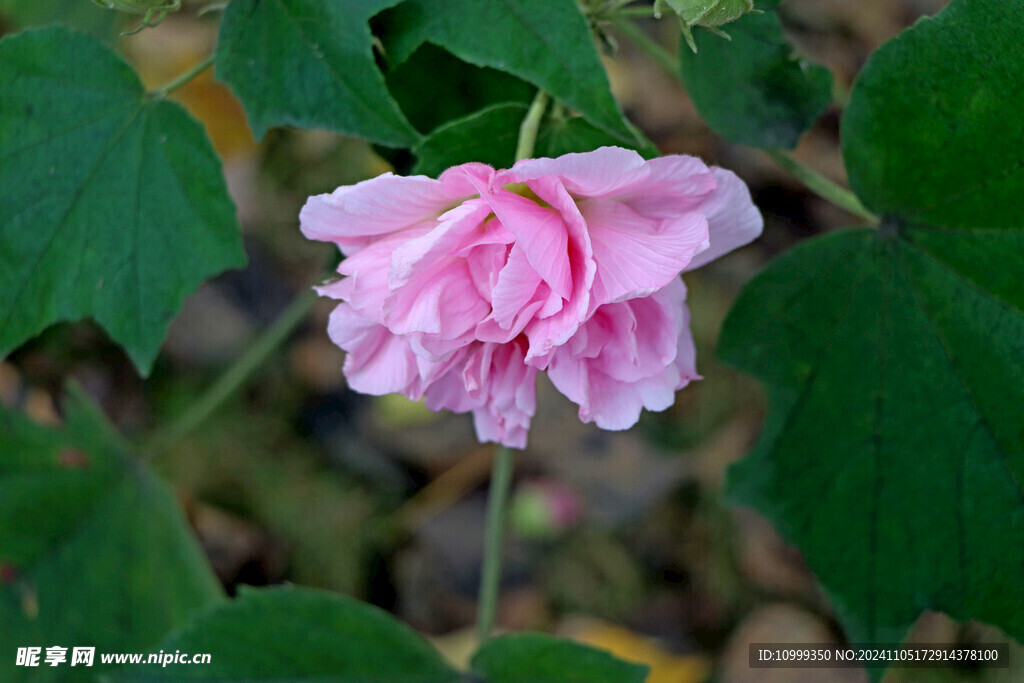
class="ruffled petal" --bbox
[300,173,455,254]
[478,188,573,299]
[498,146,648,198]
[327,304,420,397]
[683,168,763,271]
[581,198,709,305]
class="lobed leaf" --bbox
[0,27,246,375]
[0,385,224,682]
[722,0,1024,646]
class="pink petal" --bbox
[490,243,543,328]
[547,277,699,430]
[683,168,763,271]
[299,173,455,254]
[383,258,490,339]
[439,162,495,198]
[590,282,682,383]
[617,155,718,218]
[498,146,648,198]
[327,304,419,397]
[423,367,482,414]
[470,341,538,448]
[518,177,596,364]
[336,229,430,321]
[479,188,573,300]
[465,242,511,302]
[388,200,491,290]
[581,198,709,305]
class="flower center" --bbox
[503,182,549,207]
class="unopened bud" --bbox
[655,0,760,53]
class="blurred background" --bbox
[4,1,1017,680]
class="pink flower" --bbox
[301,147,761,448]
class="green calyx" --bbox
[654,0,759,52]
[92,0,181,35]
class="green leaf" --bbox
[385,43,535,136]
[722,0,1024,645]
[471,633,648,683]
[678,6,832,148]
[216,0,420,145]
[109,586,461,681]
[413,103,527,177]
[0,27,246,375]
[0,385,224,682]
[413,104,657,178]
[380,0,636,144]
[841,0,1024,231]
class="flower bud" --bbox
[655,0,759,53]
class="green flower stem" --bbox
[144,289,317,455]
[515,90,550,161]
[765,149,878,223]
[476,445,515,643]
[613,18,879,224]
[151,53,215,98]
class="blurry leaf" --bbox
[413,104,656,177]
[215,0,420,145]
[385,43,535,135]
[0,27,246,374]
[722,0,1024,645]
[678,6,832,148]
[109,585,461,681]
[0,0,117,37]
[471,633,648,683]
[380,0,637,144]
[0,385,224,682]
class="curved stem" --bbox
[476,445,515,643]
[150,54,215,98]
[765,149,878,224]
[143,289,317,456]
[515,91,550,161]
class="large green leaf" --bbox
[216,0,420,145]
[722,0,1024,645]
[0,385,224,682]
[380,0,636,144]
[677,4,832,149]
[0,27,245,375]
[109,586,461,681]
[471,633,648,682]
